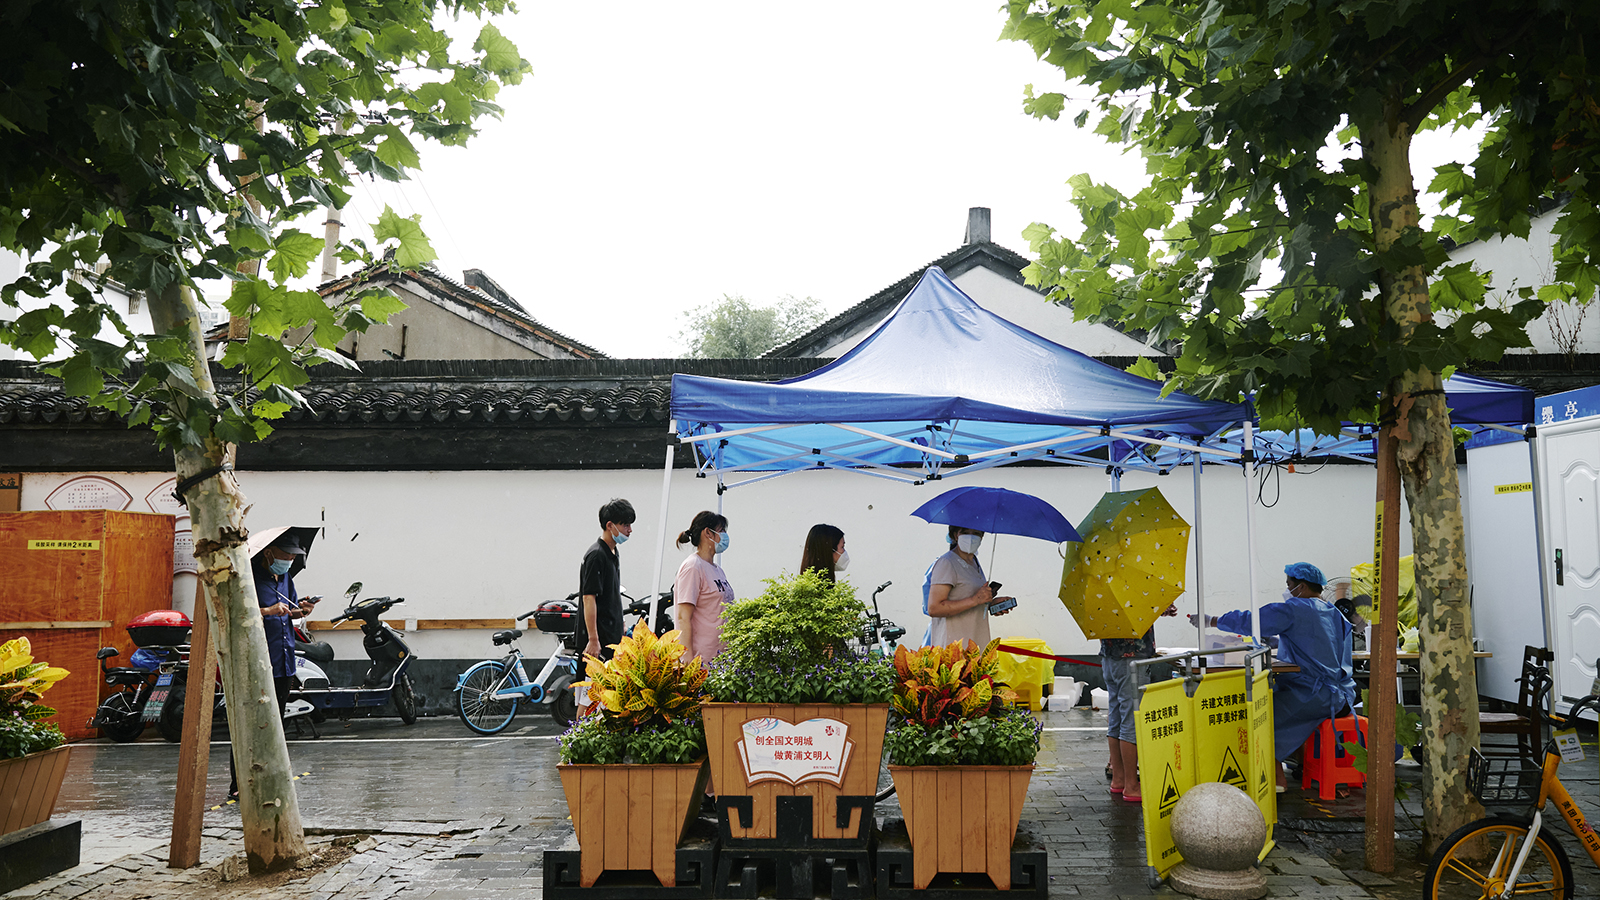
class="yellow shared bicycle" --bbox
[1424,679,1599,899]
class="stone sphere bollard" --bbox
[1167,782,1267,900]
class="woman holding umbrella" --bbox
[911,485,1077,647]
[924,526,1015,647]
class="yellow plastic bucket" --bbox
[996,637,1054,711]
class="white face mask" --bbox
[834,549,850,572]
[957,534,982,554]
[1282,589,1296,602]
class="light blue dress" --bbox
[1217,597,1358,760]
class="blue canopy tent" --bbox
[647,266,1537,643]
[670,267,1250,483]
[650,267,1263,635]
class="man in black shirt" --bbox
[578,498,635,660]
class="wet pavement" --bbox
[4,706,1597,899]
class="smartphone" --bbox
[988,581,1002,595]
[989,597,1017,614]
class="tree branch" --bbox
[1402,16,1539,130]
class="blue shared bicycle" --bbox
[453,591,672,734]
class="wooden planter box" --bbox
[889,764,1034,890]
[558,758,709,888]
[702,702,888,842]
[0,746,73,837]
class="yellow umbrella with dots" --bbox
[1059,487,1191,639]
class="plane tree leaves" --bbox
[1003,0,1600,849]
[0,0,529,448]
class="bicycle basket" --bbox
[1467,748,1541,805]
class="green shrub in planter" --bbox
[705,568,892,704]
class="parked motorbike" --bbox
[88,610,192,743]
[288,582,418,728]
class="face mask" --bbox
[957,534,982,554]
[834,549,850,572]
[268,557,293,576]
[612,527,629,545]
[714,531,730,553]
[1282,589,1296,602]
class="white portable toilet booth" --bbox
[1464,383,1600,720]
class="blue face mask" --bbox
[714,531,730,553]
[268,557,292,576]
[612,527,629,545]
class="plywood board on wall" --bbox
[0,510,176,740]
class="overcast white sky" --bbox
[331,1,1148,358]
[325,1,1482,360]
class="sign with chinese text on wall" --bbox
[44,475,132,511]
[738,716,854,787]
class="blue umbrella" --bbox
[909,486,1081,543]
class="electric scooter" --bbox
[289,582,419,729]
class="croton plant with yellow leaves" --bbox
[1,637,70,759]
[559,621,710,766]
[884,639,1041,768]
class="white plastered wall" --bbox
[1447,209,1600,356]
[18,461,1409,663]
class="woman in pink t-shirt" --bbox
[673,510,735,663]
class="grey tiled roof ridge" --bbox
[317,263,609,359]
[0,358,830,428]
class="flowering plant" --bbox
[705,568,892,704]
[0,637,70,760]
[883,640,1040,767]
[561,621,708,765]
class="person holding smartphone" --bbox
[922,525,1015,647]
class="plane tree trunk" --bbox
[147,283,308,874]
[1361,101,1484,853]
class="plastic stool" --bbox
[1301,715,1368,800]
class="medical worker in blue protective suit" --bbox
[1191,563,1357,765]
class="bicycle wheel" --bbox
[456,661,518,735]
[1425,816,1572,900]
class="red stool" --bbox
[1301,715,1368,800]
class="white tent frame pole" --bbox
[829,423,960,459]
[1102,427,1243,458]
[677,422,802,444]
[1243,420,1260,642]
[648,421,677,626]
[1193,448,1207,653]
[1527,426,1555,655]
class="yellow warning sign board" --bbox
[1192,668,1250,792]
[1138,666,1278,874]
[1248,666,1277,858]
[1136,677,1193,875]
